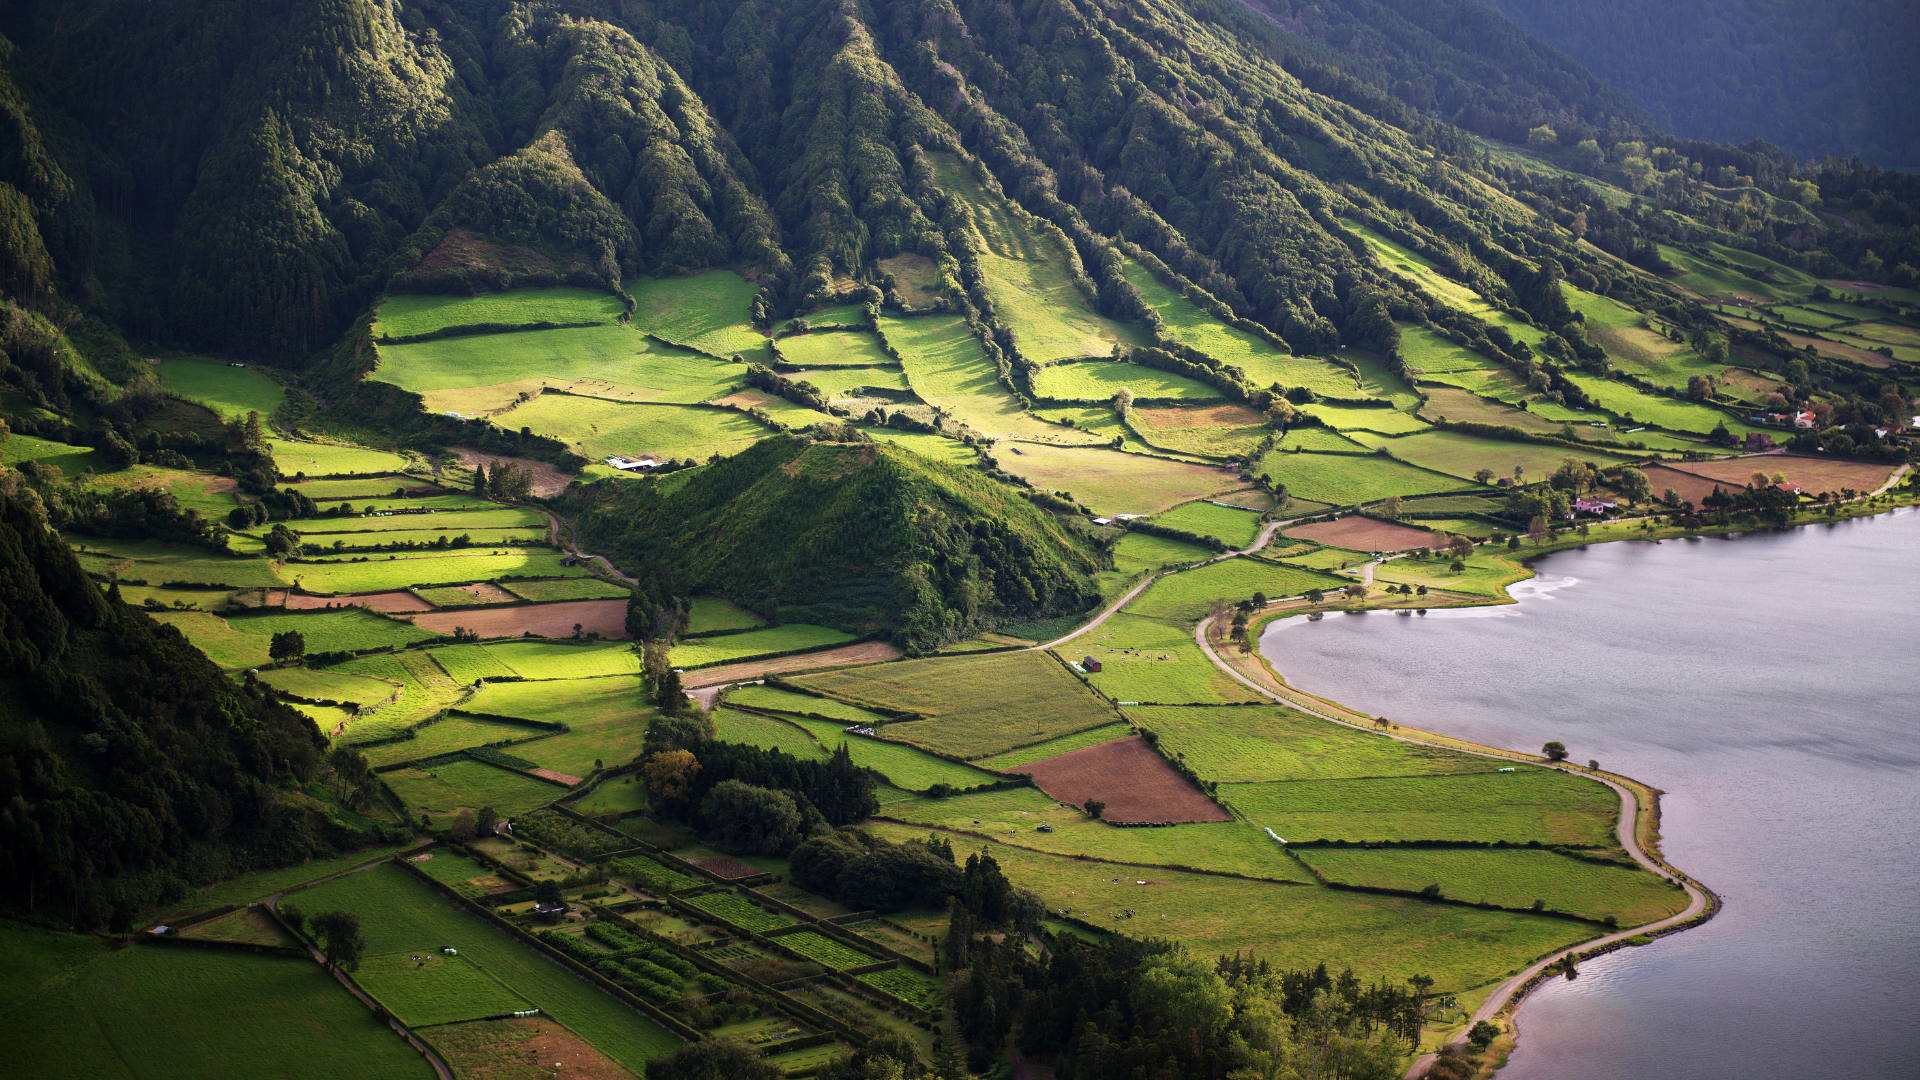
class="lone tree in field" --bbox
[1380,495,1403,520]
[1474,467,1496,485]
[268,629,306,666]
[1082,799,1106,820]
[1112,387,1134,416]
[1542,741,1569,762]
[311,910,365,972]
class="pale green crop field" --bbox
[289,551,584,594]
[1560,373,1765,436]
[1271,428,1371,454]
[629,271,768,358]
[878,313,1078,442]
[777,330,896,368]
[1295,847,1686,925]
[1220,770,1618,846]
[1126,557,1347,622]
[991,441,1241,515]
[155,357,287,419]
[73,539,286,588]
[684,596,765,634]
[278,509,541,535]
[1032,360,1220,402]
[376,325,745,403]
[269,440,412,477]
[1257,450,1473,506]
[1150,501,1264,547]
[1299,402,1431,434]
[782,714,1004,791]
[1130,704,1490,784]
[671,624,856,668]
[1397,324,1503,373]
[484,640,642,681]
[715,707,830,761]
[798,302,869,326]
[974,722,1133,770]
[508,396,772,465]
[1127,404,1271,458]
[260,665,402,705]
[1064,612,1255,705]
[501,578,631,602]
[1348,430,1628,481]
[377,287,627,337]
[466,676,648,727]
[1110,531,1215,576]
[790,366,911,399]
[2,433,111,475]
[722,685,895,726]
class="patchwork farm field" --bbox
[508,395,772,467]
[776,330,895,368]
[780,714,1003,791]
[715,707,830,761]
[1125,558,1347,622]
[353,951,530,1027]
[788,651,1121,760]
[1221,769,1618,846]
[1065,612,1255,705]
[376,287,626,337]
[1281,516,1438,552]
[722,685,895,726]
[685,596,764,633]
[1022,735,1228,822]
[268,440,412,477]
[671,624,856,668]
[1109,531,1215,576]
[73,540,285,588]
[1151,500,1265,547]
[484,640,642,680]
[381,758,564,816]
[1295,847,1686,925]
[1352,431,1629,482]
[1129,705,1492,783]
[878,313,1079,442]
[154,357,288,419]
[1298,403,1431,435]
[290,551,587,593]
[1032,361,1220,402]
[413,598,630,640]
[361,715,547,768]
[1258,451,1472,506]
[466,675,650,727]
[1129,403,1270,457]
[629,271,768,358]
[5,924,434,1080]
[990,442,1241,515]
[291,864,683,1070]
[502,577,632,602]
[975,723,1133,771]
[1118,262,1360,395]
[510,712,647,777]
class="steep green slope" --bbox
[571,435,1103,649]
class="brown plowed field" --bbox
[1284,516,1437,552]
[276,589,433,612]
[694,856,764,880]
[1022,735,1230,823]
[412,598,628,639]
[1639,465,1737,507]
[529,768,582,786]
[682,641,904,687]
[1667,455,1898,495]
[452,447,574,498]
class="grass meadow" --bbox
[789,651,1122,760]
[1273,427,1373,453]
[1257,450,1473,506]
[777,330,896,368]
[376,287,626,337]
[268,440,411,477]
[428,643,520,684]
[377,325,742,401]
[259,666,401,704]
[354,951,531,1026]
[1559,373,1764,436]
[1065,612,1255,705]
[1298,403,1431,435]
[1221,769,1619,846]
[1125,558,1348,622]
[685,596,764,633]
[511,711,647,776]
[4,923,433,1080]
[155,357,287,419]
[1368,550,1531,598]
[501,577,631,602]
[1351,430,1628,481]
[1128,403,1270,458]
[1117,261,1360,389]
[1032,360,1220,402]
[723,685,895,725]
[1144,500,1267,547]
[975,722,1132,770]
[292,864,683,1069]
[1130,705,1491,784]
[1110,531,1215,575]
[670,624,856,668]
[990,442,1242,515]
[782,714,1003,791]
[715,707,830,760]
[383,758,563,815]
[629,271,768,358]
[508,396,771,467]
[792,366,912,399]
[362,714,550,768]
[1295,847,1687,925]
[878,313,1073,441]
[485,640,642,680]
[466,676,649,726]
[290,551,586,593]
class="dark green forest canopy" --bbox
[570,435,1103,650]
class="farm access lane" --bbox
[1189,613,1711,1075]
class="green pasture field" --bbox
[501,577,631,602]
[384,758,562,816]
[1559,283,1644,333]
[774,931,880,970]
[1352,430,1627,481]
[715,707,829,761]
[877,786,1300,878]
[74,542,284,588]
[1272,427,1372,454]
[686,892,796,932]
[268,439,411,477]
[283,475,423,498]
[1066,612,1254,705]
[1559,373,1763,436]
[1257,450,1473,506]
[1418,387,1568,434]
[362,715,549,768]
[1116,261,1356,390]
[1271,546,1362,571]
[511,711,647,777]
[629,271,768,358]
[1371,550,1529,598]
[77,464,240,520]
[292,864,683,1068]
[1396,324,1502,374]
[1221,769,1618,846]
[1126,557,1348,622]
[485,640,641,681]
[798,302,870,325]
[790,367,912,400]
[1342,350,1422,409]
[1401,494,1505,516]
[377,287,626,337]
[354,950,531,1027]
[1585,326,1720,390]
[1127,405,1270,458]
[466,676,649,727]
[1656,243,1815,301]
[291,551,586,594]
[1151,501,1265,547]
[1299,402,1430,434]
[931,153,1144,362]
[227,608,438,653]
[259,666,400,705]
[1765,303,1846,330]
[685,596,764,634]
[784,715,1002,791]
[510,397,771,469]
[301,524,538,550]
[295,702,357,732]
[1033,404,1128,441]
[776,330,896,368]
[428,644,520,684]
[723,685,895,726]
[788,651,1122,760]
[1830,329,1919,363]
[161,844,412,918]
[671,624,856,668]
[377,325,743,402]
[1129,705,1490,784]
[149,611,278,669]
[975,722,1132,770]
[864,822,1593,992]
[1110,531,1214,576]
[178,907,298,947]
[154,357,287,419]
[4,923,433,1080]
[1402,516,1496,539]
[278,509,545,535]
[989,442,1242,515]
[878,314,1073,442]
[1295,847,1685,925]
[415,586,509,607]
[1343,220,1495,313]
[572,775,650,816]
[1033,360,1220,402]
[330,652,463,736]
[321,493,500,513]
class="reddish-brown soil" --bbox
[682,641,904,688]
[1639,465,1738,508]
[1667,454,1899,496]
[276,589,433,612]
[1285,516,1438,552]
[1022,735,1230,823]
[428,582,518,605]
[693,856,764,880]
[452,448,575,498]
[1134,403,1264,429]
[413,598,629,639]
[431,1016,635,1080]
[530,768,582,787]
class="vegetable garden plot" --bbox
[774,931,880,970]
[686,893,796,932]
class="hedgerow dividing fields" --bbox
[377,287,626,337]
[1063,612,1255,705]
[1257,450,1474,506]
[714,708,830,761]
[669,624,856,668]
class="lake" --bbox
[1257,510,1920,1079]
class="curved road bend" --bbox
[1191,615,1709,1076]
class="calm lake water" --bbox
[1258,510,1920,1079]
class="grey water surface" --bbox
[1257,509,1920,1080]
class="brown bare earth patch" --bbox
[1285,516,1438,551]
[682,641,905,687]
[693,856,764,880]
[530,767,582,786]
[1023,735,1230,823]
[712,390,777,410]
[277,589,434,612]
[429,582,518,605]
[453,448,574,498]
[1133,403,1264,429]
[430,1016,637,1080]
[412,228,557,276]
[413,598,629,639]
[879,253,942,298]
[1639,465,1736,507]
[1420,387,1562,433]
[1668,454,1899,495]
[1208,487,1277,510]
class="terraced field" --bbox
[1032,361,1221,402]
[629,271,769,358]
[377,287,627,336]
[1256,451,1474,506]
[989,442,1241,515]
[878,313,1077,442]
